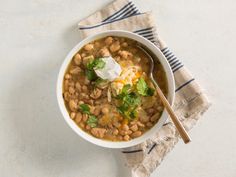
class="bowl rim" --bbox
[56,30,175,148]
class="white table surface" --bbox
[0,0,236,177]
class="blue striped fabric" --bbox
[147,143,157,154]
[133,27,157,43]
[79,0,140,30]
[122,149,143,153]
[79,13,142,30]
[160,48,195,92]
[175,78,195,92]
[102,1,134,22]
[161,48,184,73]
[102,1,140,22]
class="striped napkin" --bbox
[78,0,210,176]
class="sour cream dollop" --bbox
[94,56,122,81]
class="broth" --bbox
[63,36,167,141]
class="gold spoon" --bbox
[137,45,191,144]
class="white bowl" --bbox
[57,30,175,148]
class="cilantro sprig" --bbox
[116,84,131,99]
[116,85,141,120]
[94,78,109,89]
[85,58,106,81]
[115,78,155,120]
[85,69,97,81]
[79,103,98,128]
[79,104,90,114]
[87,115,98,128]
[136,78,155,96]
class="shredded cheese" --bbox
[111,65,142,94]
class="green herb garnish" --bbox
[146,87,155,96]
[136,77,155,96]
[95,78,104,85]
[121,84,131,94]
[85,58,106,81]
[87,115,98,128]
[116,84,131,99]
[116,84,141,119]
[115,78,155,120]
[80,104,98,128]
[123,92,141,106]
[129,108,138,119]
[136,78,147,95]
[117,103,129,114]
[85,69,97,81]
[87,58,105,70]
[79,104,90,114]
[94,78,108,86]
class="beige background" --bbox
[0,0,235,177]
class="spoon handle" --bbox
[155,85,191,144]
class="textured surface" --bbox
[0,0,235,177]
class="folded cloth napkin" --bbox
[78,0,211,176]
